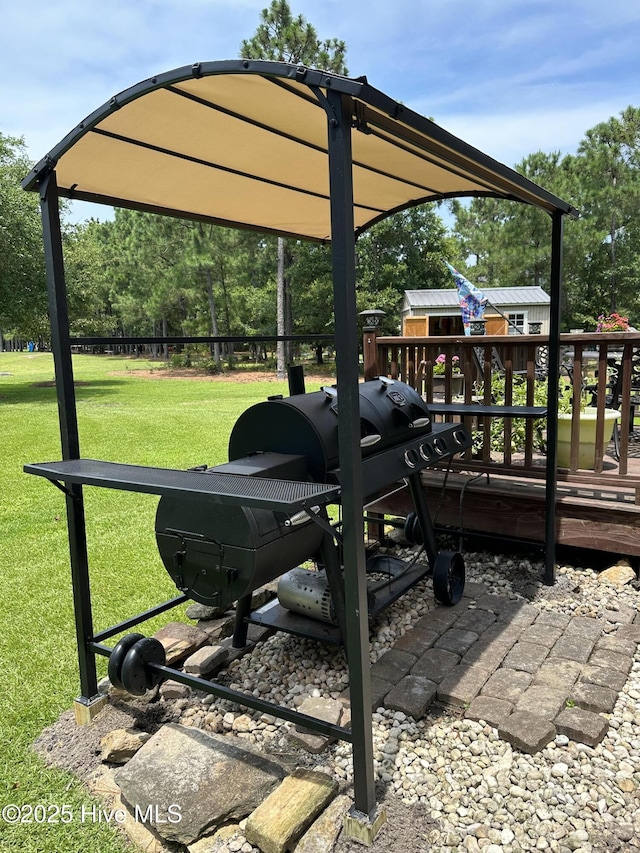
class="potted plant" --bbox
[596,312,629,332]
[432,354,464,397]
[556,383,619,469]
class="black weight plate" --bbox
[108,633,145,690]
[120,638,166,696]
[403,512,420,545]
[432,551,465,606]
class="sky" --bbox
[2,0,639,221]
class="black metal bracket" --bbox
[310,85,339,127]
[50,479,79,501]
[301,506,344,544]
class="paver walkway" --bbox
[365,581,640,753]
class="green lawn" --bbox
[0,352,292,852]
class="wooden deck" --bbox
[364,332,640,562]
[368,464,640,557]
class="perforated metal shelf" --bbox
[24,459,341,512]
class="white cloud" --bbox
[433,100,637,168]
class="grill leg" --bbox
[232,594,252,648]
[319,530,348,646]
[407,472,439,568]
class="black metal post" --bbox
[544,210,565,585]
[324,88,376,818]
[406,472,439,567]
[40,171,98,700]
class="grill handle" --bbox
[408,417,430,429]
[360,433,382,447]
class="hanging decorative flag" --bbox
[445,262,488,336]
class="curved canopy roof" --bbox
[23,60,577,242]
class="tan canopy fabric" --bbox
[23,60,577,241]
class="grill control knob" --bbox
[453,429,467,445]
[419,443,432,461]
[434,437,447,454]
[403,449,418,468]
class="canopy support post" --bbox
[544,210,565,585]
[40,171,99,705]
[324,88,380,830]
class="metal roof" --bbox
[404,286,551,310]
[22,60,577,242]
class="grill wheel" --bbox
[432,551,465,605]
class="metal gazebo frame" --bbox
[22,59,577,828]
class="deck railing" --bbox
[368,331,640,485]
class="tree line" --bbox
[2,2,640,356]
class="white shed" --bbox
[401,286,551,336]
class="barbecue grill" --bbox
[154,377,472,645]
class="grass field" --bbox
[0,352,297,852]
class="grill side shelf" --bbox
[24,459,341,512]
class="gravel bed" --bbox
[172,548,640,853]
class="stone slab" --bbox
[579,664,629,693]
[295,697,343,731]
[160,680,191,700]
[614,623,640,643]
[415,608,458,634]
[473,593,512,615]
[153,622,210,665]
[183,644,228,676]
[477,622,523,647]
[498,711,556,754]
[602,604,637,624]
[570,681,618,714]
[554,706,608,747]
[434,627,480,656]
[245,769,338,853]
[337,677,394,712]
[290,697,344,751]
[598,562,636,587]
[114,724,285,845]
[533,611,572,630]
[100,728,152,764]
[518,623,563,648]
[588,648,633,674]
[481,668,533,703]
[370,676,394,711]
[595,634,637,657]
[502,642,549,674]
[370,649,417,684]
[411,648,460,683]
[453,608,496,634]
[462,640,510,672]
[437,665,489,707]
[461,581,488,600]
[295,793,352,853]
[465,695,513,728]
[494,602,538,627]
[392,627,438,656]
[564,616,603,642]
[185,602,228,621]
[515,686,568,720]
[197,615,236,641]
[548,636,595,664]
[287,729,332,755]
[384,675,437,719]
[532,659,582,691]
